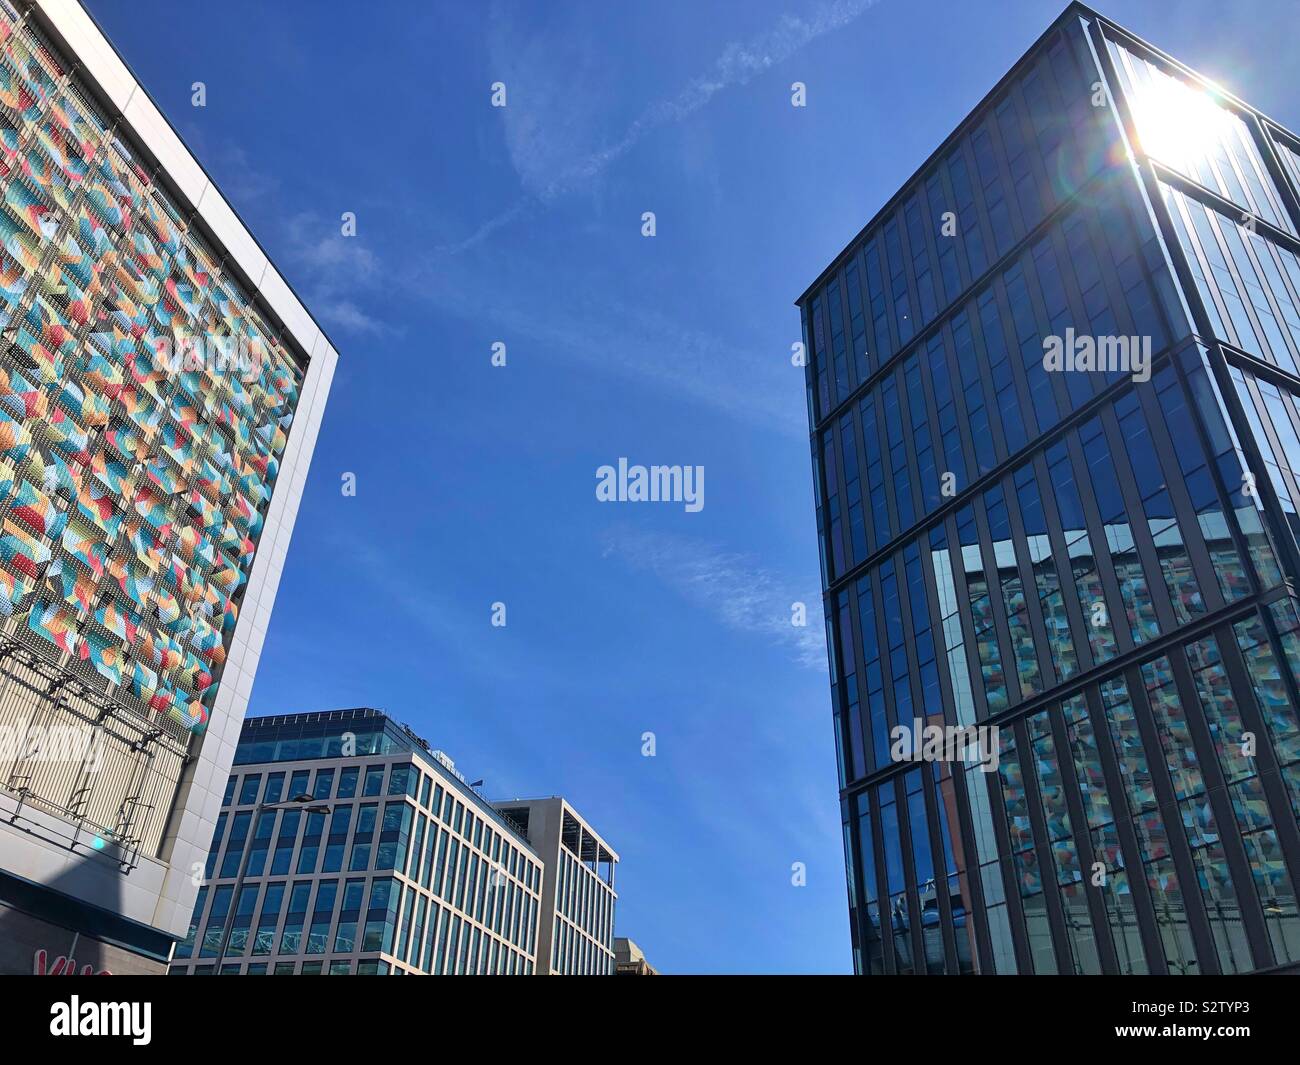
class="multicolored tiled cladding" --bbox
[0,7,301,736]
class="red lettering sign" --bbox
[33,949,111,976]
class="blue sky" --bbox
[87,0,1300,974]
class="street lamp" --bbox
[214,793,332,971]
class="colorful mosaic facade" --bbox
[0,5,302,737]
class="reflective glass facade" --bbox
[170,709,543,975]
[802,3,1300,974]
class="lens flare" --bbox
[1126,70,1232,172]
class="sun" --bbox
[1125,68,1233,173]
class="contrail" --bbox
[439,0,880,254]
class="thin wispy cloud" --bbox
[214,142,281,204]
[340,532,519,680]
[411,251,809,437]
[316,299,390,335]
[197,139,804,434]
[188,141,394,339]
[285,212,381,279]
[443,0,880,252]
[180,131,282,205]
[194,6,850,433]
[282,211,397,337]
[601,526,827,668]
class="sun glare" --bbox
[1127,71,1233,172]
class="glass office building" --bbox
[0,1,334,974]
[170,709,545,975]
[800,2,1300,974]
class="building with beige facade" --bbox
[495,795,619,975]
[614,937,658,975]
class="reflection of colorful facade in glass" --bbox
[801,2,1300,976]
[0,9,301,736]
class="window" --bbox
[1144,653,1253,972]
[204,813,227,881]
[878,783,913,975]
[1100,677,1198,973]
[306,880,338,954]
[363,877,399,953]
[333,879,366,954]
[1061,695,1147,973]
[1115,392,1206,623]
[246,810,275,877]
[336,766,359,799]
[226,883,260,958]
[1014,460,1078,683]
[932,761,977,973]
[996,726,1057,974]
[376,801,413,872]
[200,885,233,958]
[388,763,412,796]
[986,485,1042,699]
[263,772,285,805]
[219,812,252,878]
[1078,414,1160,644]
[296,809,326,874]
[175,886,208,960]
[1025,710,1100,973]
[279,882,313,955]
[904,769,944,974]
[271,810,301,876]
[322,804,353,874]
[313,768,335,800]
[252,882,285,956]
[237,774,261,806]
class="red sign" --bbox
[34,949,111,976]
